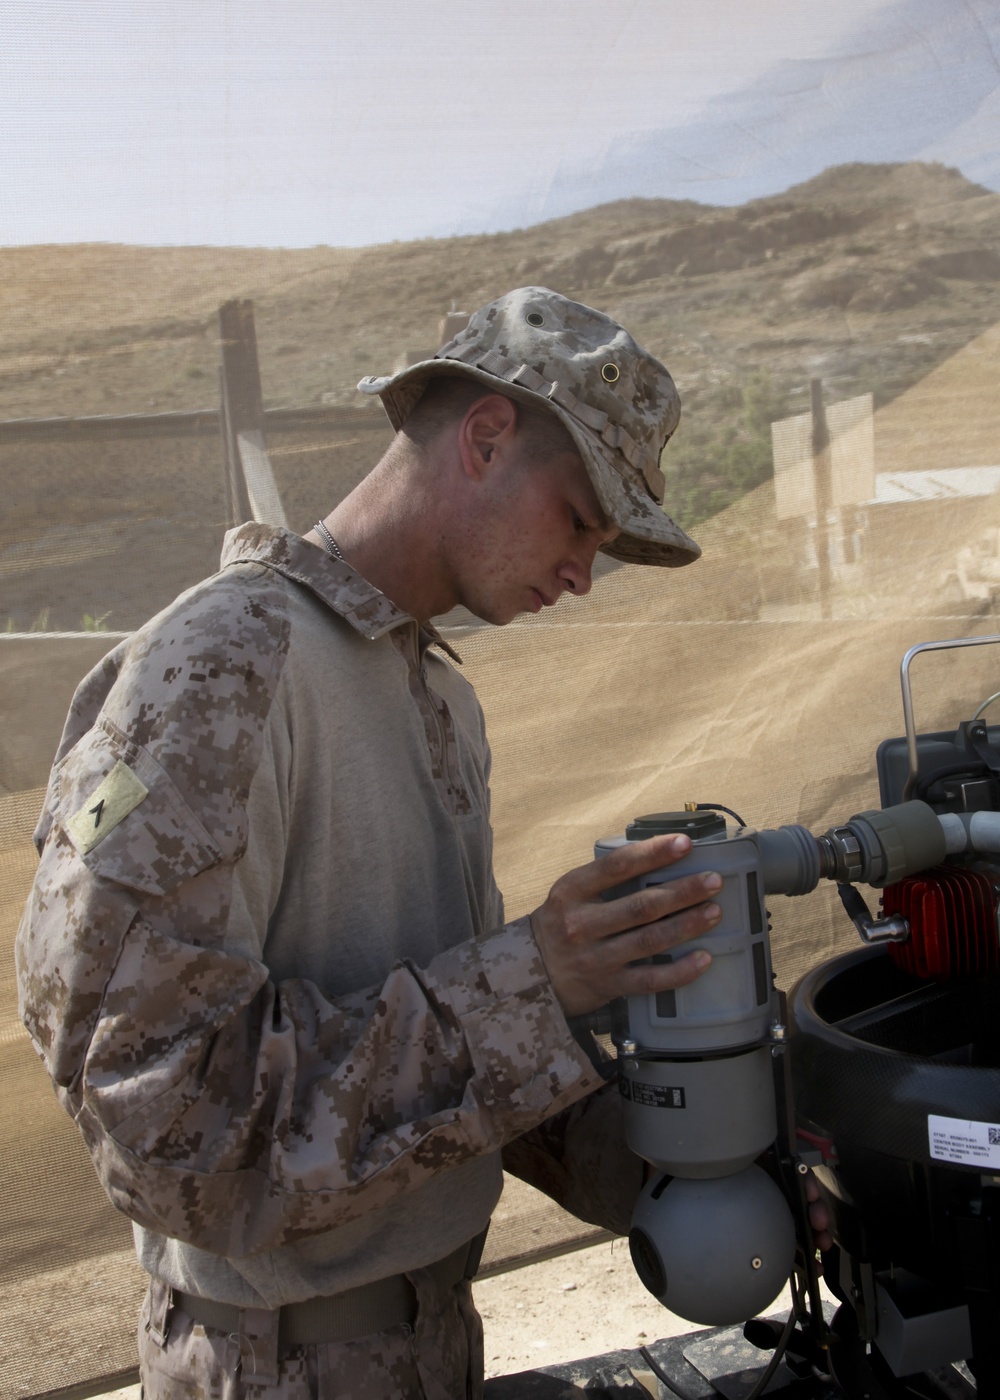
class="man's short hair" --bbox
[402,375,577,465]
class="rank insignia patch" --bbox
[66,761,149,854]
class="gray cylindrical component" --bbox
[629,1165,796,1326]
[619,1045,776,1178]
[851,800,947,887]
[757,824,822,896]
[938,811,969,855]
[596,831,774,1055]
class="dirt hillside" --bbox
[3,160,1000,526]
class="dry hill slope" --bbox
[3,160,1000,524]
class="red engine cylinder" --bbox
[881,866,999,980]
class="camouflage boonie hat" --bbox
[357,287,700,567]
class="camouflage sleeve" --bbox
[15,580,601,1259]
[501,1068,645,1238]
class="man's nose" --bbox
[562,552,595,597]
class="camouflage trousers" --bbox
[138,1270,485,1400]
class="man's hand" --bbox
[530,833,721,1017]
[804,1170,833,1256]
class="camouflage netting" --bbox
[4,197,1000,1399]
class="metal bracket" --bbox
[965,719,1000,775]
[837,883,909,945]
[900,636,1000,800]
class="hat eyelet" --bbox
[525,311,545,327]
[601,363,620,384]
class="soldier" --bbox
[18,289,742,1398]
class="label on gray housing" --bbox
[620,1080,686,1109]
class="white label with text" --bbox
[928,1113,1000,1169]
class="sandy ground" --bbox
[476,1238,775,1379]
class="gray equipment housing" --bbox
[596,821,783,1180]
[595,828,776,1056]
[629,1165,797,1328]
[619,1044,777,1178]
[597,800,952,1327]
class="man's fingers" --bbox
[610,944,714,1000]
[617,870,723,938]
[560,867,724,945]
[594,897,722,976]
[804,1171,833,1252]
[809,1209,833,1253]
[557,898,721,1009]
[532,834,725,1016]
[561,833,694,902]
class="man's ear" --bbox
[457,394,518,481]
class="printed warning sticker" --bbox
[928,1113,1000,1169]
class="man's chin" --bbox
[464,599,527,627]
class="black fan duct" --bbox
[790,944,1000,1391]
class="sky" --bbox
[2,0,996,249]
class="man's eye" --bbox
[572,511,587,532]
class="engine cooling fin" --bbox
[881,865,999,980]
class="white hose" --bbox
[969,810,1000,853]
[937,808,1000,854]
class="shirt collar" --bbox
[220,524,462,663]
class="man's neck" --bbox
[308,450,457,623]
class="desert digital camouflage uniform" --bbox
[136,1267,485,1400]
[16,523,640,1399]
[17,285,696,1398]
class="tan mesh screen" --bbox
[4,188,1000,1396]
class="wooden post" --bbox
[218,366,239,527]
[218,300,262,526]
[217,300,287,528]
[811,378,833,622]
